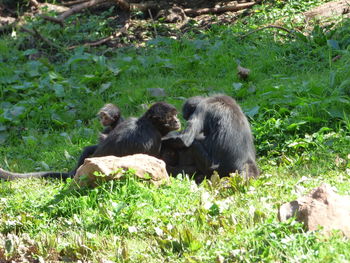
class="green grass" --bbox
[1,0,350,261]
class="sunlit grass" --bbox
[0,0,350,261]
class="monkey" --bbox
[162,95,259,182]
[0,102,180,181]
[72,103,124,175]
[92,102,180,157]
[97,103,123,143]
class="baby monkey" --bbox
[71,103,123,174]
[98,103,123,142]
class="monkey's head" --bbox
[98,103,121,127]
[182,96,205,120]
[144,102,181,136]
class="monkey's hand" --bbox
[162,136,187,149]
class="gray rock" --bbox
[147,88,166,97]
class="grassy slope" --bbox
[0,0,350,262]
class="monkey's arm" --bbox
[190,140,218,175]
[162,115,203,149]
[71,144,98,174]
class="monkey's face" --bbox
[165,111,181,131]
[146,102,181,136]
[99,112,114,127]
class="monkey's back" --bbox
[93,117,162,158]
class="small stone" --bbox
[147,88,166,97]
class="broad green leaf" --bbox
[245,106,260,118]
[233,82,243,91]
[99,82,112,94]
[0,131,9,144]
[327,39,340,50]
[23,49,38,55]
[22,135,37,145]
[66,54,91,66]
[53,84,65,97]
[3,106,26,120]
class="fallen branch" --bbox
[114,0,159,12]
[40,0,108,25]
[130,1,159,12]
[58,0,108,21]
[61,0,90,6]
[40,15,65,26]
[184,2,257,17]
[67,22,129,49]
[240,25,294,39]
[41,0,160,26]
[304,0,350,20]
[20,27,65,51]
[29,0,40,8]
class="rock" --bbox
[237,65,250,80]
[147,88,166,97]
[74,154,169,187]
[279,183,350,237]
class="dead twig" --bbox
[148,8,158,37]
[40,15,65,27]
[184,2,257,17]
[67,22,129,49]
[240,25,294,39]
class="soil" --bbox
[1,0,349,49]
[0,0,256,47]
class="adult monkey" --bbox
[160,96,218,183]
[0,102,181,180]
[160,97,214,183]
[162,95,259,181]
